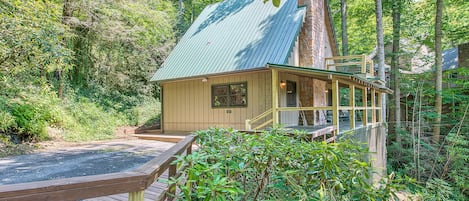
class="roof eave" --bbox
[152,67,269,83]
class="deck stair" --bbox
[133,133,190,143]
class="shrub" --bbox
[10,103,51,141]
[0,110,15,133]
[167,128,398,200]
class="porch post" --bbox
[371,88,376,123]
[331,78,340,134]
[361,54,367,74]
[272,69,279,125]
[377,92,383,122]
[349,84,355,129]
[363,87,368,126]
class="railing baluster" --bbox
[128,190,144,201]
[167,161,177,201]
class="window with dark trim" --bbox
[212,82,247,107]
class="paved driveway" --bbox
[0,139,175,185]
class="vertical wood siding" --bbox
[162,71,272,132]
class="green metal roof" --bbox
[151,0,306,82]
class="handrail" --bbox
[325,55,374,77]
[245,108,273,130]
[0,135,197,201]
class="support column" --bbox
[128,191,144,201]
[361,54,367,74]
[377,92,382,122]
[363,87,368,126]
[272,69,279,125]
[349,84,355,129]
[332,78,340,134]
[371,89,376,123]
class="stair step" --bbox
[138,129,162,134]
[132,134,188,143]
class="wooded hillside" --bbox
[0,0,179,142]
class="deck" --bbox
[0,136,196,201]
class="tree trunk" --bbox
[178,0,183,14]
[375,0,386,122]
[391,0,402,143]
[56,0,74,99]
[341,0,348,56]
[433,0,443,143]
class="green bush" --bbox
[10,103,51,141]
[167,128,398,200]
[0,110,15,133]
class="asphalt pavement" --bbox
[0,139,175,185]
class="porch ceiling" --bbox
[267,63,392,93]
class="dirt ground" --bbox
[0,128,175,185]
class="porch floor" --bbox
[284,119,365,134]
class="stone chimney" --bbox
[297,0,335,69]
[297,0,336,125]
[458,42,469,68]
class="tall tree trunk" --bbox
[178,0,184,14]
[56,0,74,99]
[375,0,386,122]
[341,0,348,56]
[391,0,402,143]
[433,0,443,143]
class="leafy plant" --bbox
[167,128,398,200]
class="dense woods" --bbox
[1,0,178,143]
[328,0,469,199]
[1,0,468,199]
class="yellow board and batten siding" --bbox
[162,71,272,132]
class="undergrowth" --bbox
[0,85,160,145]
[166,128,401,200]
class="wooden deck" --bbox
[0,136,196,201]
[87,171,170,201]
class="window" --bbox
[212,82,247,107]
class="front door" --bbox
[280,80,298,126]
[286,81,297,107]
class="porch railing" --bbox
[245,108,273,130]
[0,135,197,201]
[325,55,374,76]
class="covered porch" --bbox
[245,55,392,141]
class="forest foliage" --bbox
[0,0,177,143]
[327,0,469,199]
[167,128,399,200]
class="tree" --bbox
[432,0,443,143]
[375,0,386,121]
[341,0,348,56]
[390,0,402,143]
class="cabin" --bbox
[151,0,391,138]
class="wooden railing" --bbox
[245,108,273,130]
[0,135,197,201]
[325,55,374,76]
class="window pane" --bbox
[214,95,228,107]
[230,83,247,106]
[212,83,247,107]
[213,85,229,96]
[230,95,246,106]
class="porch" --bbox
[245,55,391,140]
